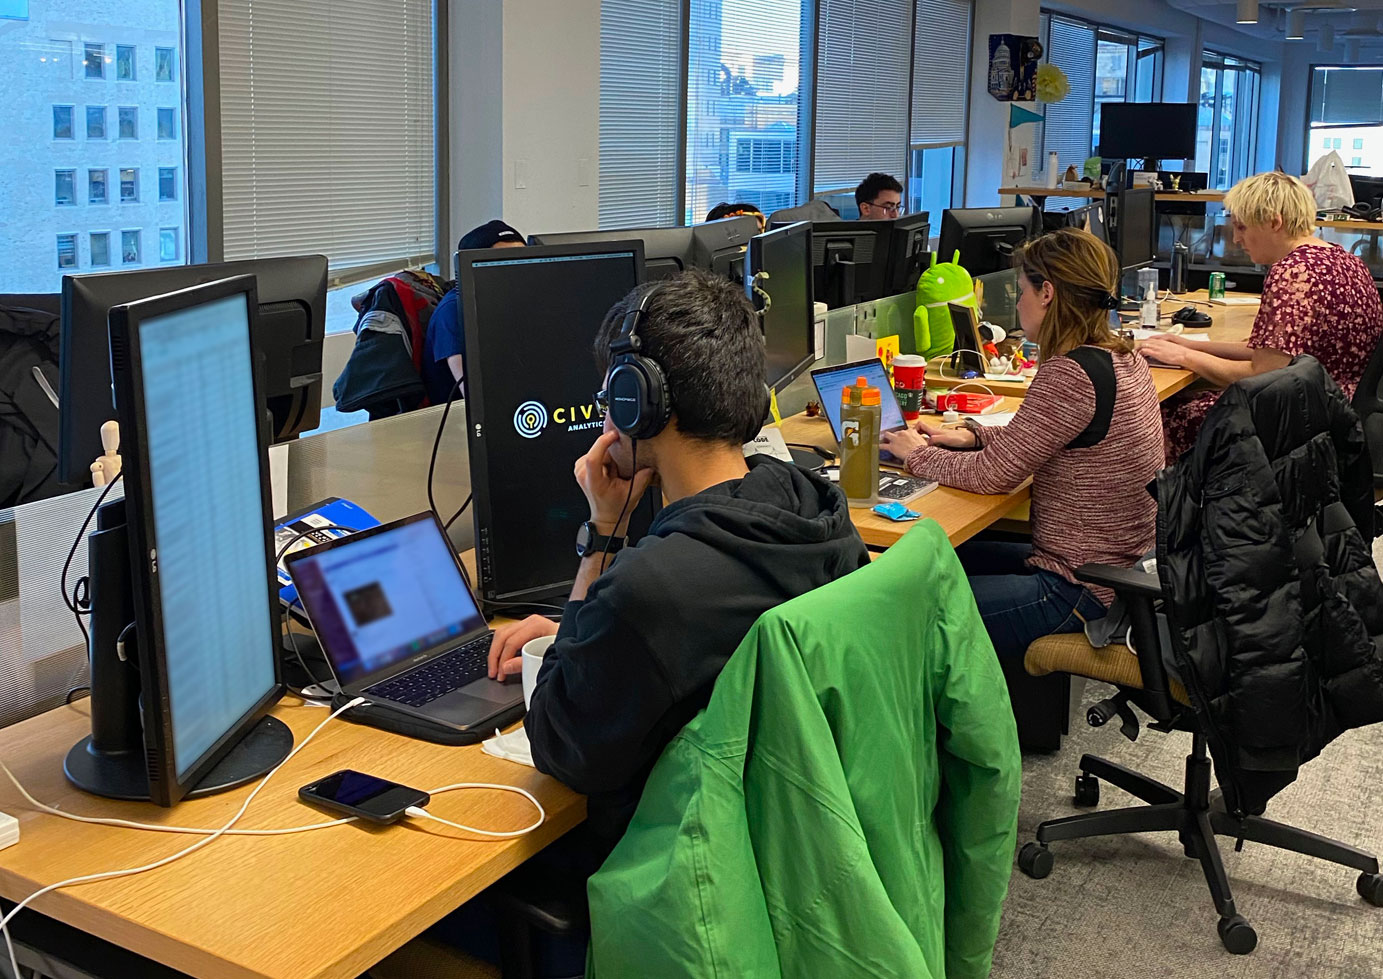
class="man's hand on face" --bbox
[575,431,654,536]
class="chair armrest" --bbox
[1075,563,1161,599]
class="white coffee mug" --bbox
[521,635,556,710]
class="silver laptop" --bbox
[286,511,524,737]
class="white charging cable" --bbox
[0,696,365,979]
[404,783,546,839]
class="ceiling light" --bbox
[1287,8,1307,39]
[1237,0,1259,24]
[1320,23,1336,50]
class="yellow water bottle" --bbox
[839,376,881,506]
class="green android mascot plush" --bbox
[913,251,979,360]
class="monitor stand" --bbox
[62,499,293,803]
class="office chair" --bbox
[1353,331,1383,491]
[1019,565,1383,954]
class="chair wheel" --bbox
[1018,842,1053,880]
[1357,872,1383,906]
[1217,914,1257,955]
[1073,774,1100,807]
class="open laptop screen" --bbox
[288,515,486,687]
[811,359,906,442]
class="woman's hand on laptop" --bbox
[489,615,558,680]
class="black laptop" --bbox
[285,511,524,735]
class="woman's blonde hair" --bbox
[1223,171,1317,238]
[1014,227,1133,362]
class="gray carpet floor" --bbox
[991,682,1383,979]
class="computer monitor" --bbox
[1097,102,1197,166]
[938,207,1041,278]
[887,212,932,295]
[65,275,288,806]
[807,220,895,309]
[747,222,814,392]
[58,256,327,484]
[459,242,656,609]
[1111,186,1156,274]
[527,227,696,281]
[692,215,760,281]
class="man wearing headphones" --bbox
[487,268,867,863]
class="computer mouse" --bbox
[1171,306,1212,327]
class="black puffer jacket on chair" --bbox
[1156,355,1383,817]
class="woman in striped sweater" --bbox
[881,228,1164,660]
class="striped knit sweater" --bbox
[906,347,1164,606]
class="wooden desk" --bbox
[1318,218,1383,232]
[778,410,1030,549]
[999,185,1226,204]
[925,289,1259,403]
[0,697,583,979]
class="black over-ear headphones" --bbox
[606,285,672,440]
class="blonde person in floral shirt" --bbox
[1148,171,1383,464]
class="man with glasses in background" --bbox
[855,172,904,219]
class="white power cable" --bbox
[404,784,546,839]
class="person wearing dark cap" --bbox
[423,220,525,404]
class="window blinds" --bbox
[813,0,912,192]
[218,0,435,277]
[911,0,971,147]
[599,0,683,229]
[1042,16,1096,172]
[1311,67,1383,127]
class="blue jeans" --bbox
[956,540,1107,660]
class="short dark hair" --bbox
[855,172,903,209]
[594,269,767,446]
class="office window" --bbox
[1353,156,1364,167]
[910,0,972,215]
[157,107,176,140]
[155,46,174,81]
[1308,67,1383,176]
[159,228,178,262]
[116,44,135,80]
[219,0,436,282]
[83,42,104,79]
[121,229,140,264]
[54,169,76,206]
[1196,52,1259,189]
[1092,29,1163,153]
[158,167,177,201]
[1,0,29,19]
[598,0,682,229]
[90,231,110,267]
[813,0,911,195]
[684,0,811,223]
[1040,15,1096,172]
[1,1,185,293]
[120,167,138,202]
[57,234,77,269]
[52,104,73,139]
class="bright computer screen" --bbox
[289,517,485,687]
[137,292,278,779]
[812,359,905,441]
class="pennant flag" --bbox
[1009,104,1045,128]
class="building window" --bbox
[86,105,106,139]
[89,168,108,204]
[55,169,76,206]
[90,232,110,267]
[1093,29,1164,152]
[120,168,138,202]
[52,104,74,139]
[159,228,178,262]
[1355,137,1365,149]
[116,44,135,80]
[1196,51,1260,190]
[158,167,177,201]
[1353,156,1364,167]
[684,0,810,223]
[1,0,30,19]
[118,106,137,139]
[121,229,140,264]
[84,42,104,79]
[1334,137,1343,149]
[155,46,174,81]
[157,107,176,140]
[57,234,77,269]
[1309,68,1383,176]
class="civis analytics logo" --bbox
[513,401,549,439]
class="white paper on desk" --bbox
[483,727,535,767]
[983,372,1028,383]
[744,425,795,463]
[968,412,1015,427]
[1130,329,1210,342]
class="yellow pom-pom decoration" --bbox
[1035,63,1070,104]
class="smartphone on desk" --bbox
[299,769,430,824]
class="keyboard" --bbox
[366,634,494,708]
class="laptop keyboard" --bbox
[365,635,494,708]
